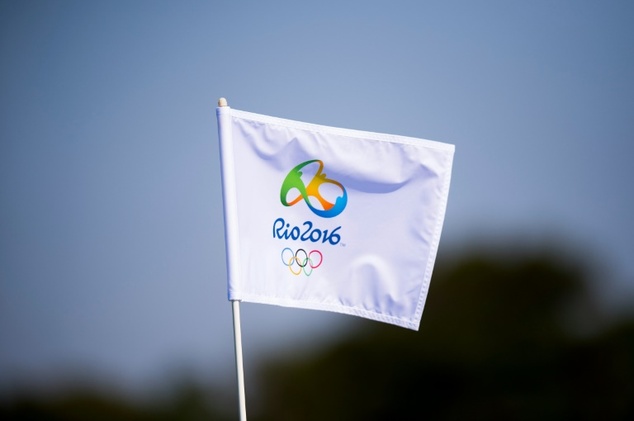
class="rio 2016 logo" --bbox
[280,159,347,218]
[275,159,346,276]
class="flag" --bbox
[217,105,454,330]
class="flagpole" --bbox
[217,97,248,420]
[231,299,247,421]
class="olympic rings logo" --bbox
[281,248,323,276]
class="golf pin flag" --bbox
[217,104,454,330]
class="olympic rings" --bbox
[281,248,323,276]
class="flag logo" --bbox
[280,159,348,218]
[281,247,323,276]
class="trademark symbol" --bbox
[341,243,346,247]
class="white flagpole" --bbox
[217,97,248,420]
[231,299,247,420]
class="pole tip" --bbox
[218,97,228,107]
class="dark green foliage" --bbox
[0,383,233,421]
[254,251,634,420]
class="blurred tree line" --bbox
[255,247,634,420]
[2,244,633,420]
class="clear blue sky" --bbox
[1,1,633,393]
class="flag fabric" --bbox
[217,105,454,330]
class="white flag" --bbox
[217,105,454,330]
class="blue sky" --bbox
[1,1,633,393]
